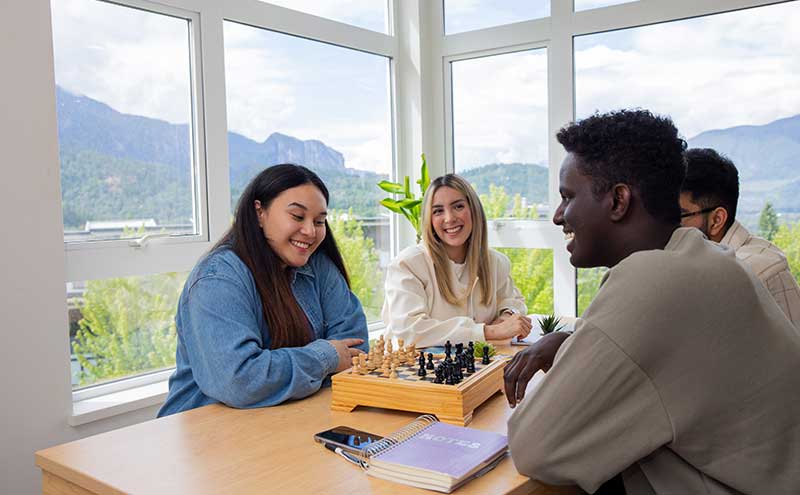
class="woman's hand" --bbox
[328,338,365,372]
[484,314,532,340]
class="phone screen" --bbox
[314,426,383,453]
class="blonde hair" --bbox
[421,174,493,306]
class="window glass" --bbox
[452,49,549,221]
[574,0,637,12]
[496,248,554,315]
[260,0,389,34]
[575,1,800,307]
[51,0,197,243]
[444,0,549,35]
[68,272,187,389]
[224,22,393,321]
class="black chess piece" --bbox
[466,349,476,373]
[433,364,444,384]
[468,341,474,353]
[455,342,463,356]
[426,352,435,370]
[444,340,452,363]
[418,353,427,377]
[482,344,491,365]
[445,363,455,385]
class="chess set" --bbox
[331,337,508,426]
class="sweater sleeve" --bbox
[507,322,673,493]
[180,273,338,409]
[493,251,528,317]
[381,257,485,347]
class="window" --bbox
[51,0,205,389]
[574,1,800,308]
[257,0,390,34]
[224,21,394,321]
[451,48,550,221]
[444,0,549,34]
[52,0,199,244]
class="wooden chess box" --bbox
[330,355,508,426]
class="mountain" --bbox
[55,86,386,228]
[460,162,548,202]
[688,114,800,220]
[688,114,800,183]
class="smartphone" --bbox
[314,426,383,454]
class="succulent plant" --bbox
[473,341,496,358]
[538,314,565,336]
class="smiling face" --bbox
[553,153,614,268]
[430,186,473,263]
[256,183,327,268]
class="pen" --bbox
[324,442,362,466]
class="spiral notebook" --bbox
[357,415,508,493]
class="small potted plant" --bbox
[377,154,431,243]
[537,314,565,336]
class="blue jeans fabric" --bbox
[158,248,369,416]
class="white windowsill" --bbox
[70,380,168,426]
[69,322,387,426]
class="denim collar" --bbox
[288,263,315,284]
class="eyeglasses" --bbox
[680,206,718,219]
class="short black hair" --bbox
[682,148,739,231]
[556,109,687,224]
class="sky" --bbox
[51,0,800,176]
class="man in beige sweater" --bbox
[680,147,800,327]
[505,109,800,494]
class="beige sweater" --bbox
[721,220,800,328]
[381,244,527,347]
[508,228,800,494]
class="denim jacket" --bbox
[158,247,369,417]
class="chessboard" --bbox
[331,337,508,426]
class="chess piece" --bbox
[389,363,398,379]
[445,363,455,385]
[482,344,491,365]
[433,364,444,384]
[466,348,476,373]
[351,356,359,374]
[417,353,427,377]
[426,353,435,370]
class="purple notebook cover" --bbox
[372,422,508,480]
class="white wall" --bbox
[0,2,162,493]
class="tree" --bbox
[772,221,800,282]
[328,210,384,321]
[72,272,183,386]
[480,184,510,219]
[759,201,779,241]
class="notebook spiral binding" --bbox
[357,414,439,470]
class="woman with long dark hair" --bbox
[159,164,368,416]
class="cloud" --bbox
[51,0,193,124]
[575,2,800,138]
[452,49,549,169]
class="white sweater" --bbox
[381,244,527,347]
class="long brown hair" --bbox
[421,174,493,306]
[213,164,350,349]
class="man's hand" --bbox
[503,331,571,408]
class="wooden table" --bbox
[36,342,582,495]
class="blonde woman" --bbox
[381,174,531,348]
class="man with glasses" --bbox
[680,148,800,326]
